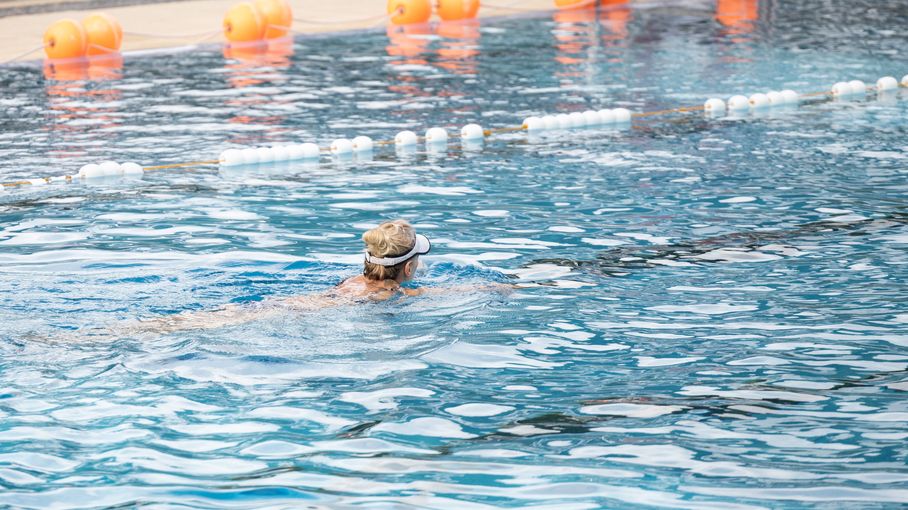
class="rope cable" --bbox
[0,44,45,65]
[124,29,222,40]
[292,9,397,27]
[483,0,597,13]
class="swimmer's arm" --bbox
[119,303,280,335]
[404,282,515,296]
[121,294,343,335]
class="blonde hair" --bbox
[362,219,417,281]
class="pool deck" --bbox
[0,0,557,63]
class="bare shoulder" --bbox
[334,275,369,295]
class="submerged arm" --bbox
[405,282,515,296]
[119,293,345,336]
[120,303,280,335]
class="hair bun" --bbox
[362,219,415,257]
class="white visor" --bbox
[365,234,431,267]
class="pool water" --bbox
[2,0,908,507]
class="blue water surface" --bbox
[1,0,907,508]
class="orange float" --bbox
[436,0,480,21]
[554,0,596,8]
[716,0,759,33]
[82,13,123,55]
[387,0,432,25]
[223,2,266,42]
[254,0,292,39]
[43,19,87,60]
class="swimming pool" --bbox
[1,0,908,507]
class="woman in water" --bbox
[123,220,438,334]
[331,219,432,300]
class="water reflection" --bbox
[716,0,759,36]
[435,19,480,75]
[223,37,294,70]
[600,0,631,47]
[385,23,433,66]
[43,54,124,82]
[553,5,597,68]
[385,23,436,105]
[552,1,631,84]
[43,54,124,163]
[223,38,294,145]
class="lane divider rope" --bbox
[483,0,598,13]
[123,29,223,40]
[0,44,45,66]
[292,10,397,26]
[1,78,905,189]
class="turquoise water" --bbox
[1,0,908,508]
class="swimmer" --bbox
[111,219,502,336]
[326,219,432,300]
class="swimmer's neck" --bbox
[336,274,425,298]
[339,274,400,288]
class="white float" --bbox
[28,178,47,186]
[285,144,305,160]
[255,147,274,163]
[461,123,484,141]
[613,108,632,123]
[78,163,103,179]
[99,161,122,176]
[555,114,573,129]
[877,76,898,91]
[848,80,867,95]
[300,143,321,160]
[704,98,726,114]
[749,93,770,109]
[240,148,259,164]
[219,149,244,166]
[902,75,908,87]
[727,95,749,111]
[121,162,144,176]
[352,136,374,152]
[524,116,545,132]
[766,91,784,105]
[831,82,851,96]
[597,109,616,124]
[271,145,289,161]
[330,139,354,155]
[579,110,597,125]
[541,115,558,130]
[780,90,799,104]
[425,127,448,145]
[395,130,418,146]
[569,112,587,127]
